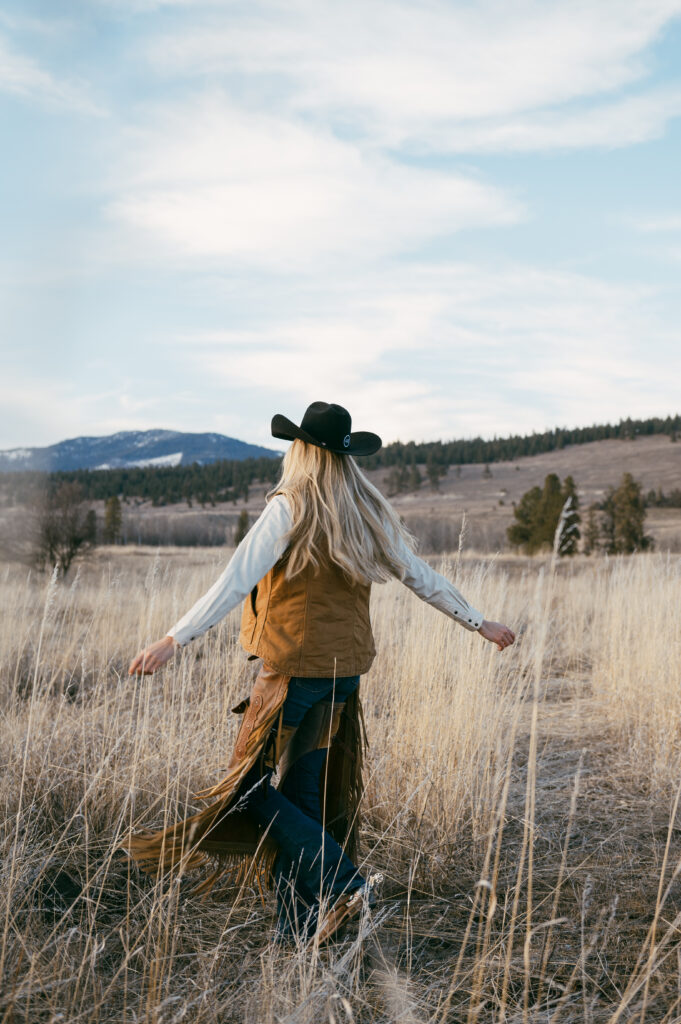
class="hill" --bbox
[1,426,679,553]
[373,432,681,552]
[0,429,281,473]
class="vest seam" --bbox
[298,564,311,676]
[253,571,272,653]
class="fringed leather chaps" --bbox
[122,663,367,895]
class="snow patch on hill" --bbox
[132,452,183,468]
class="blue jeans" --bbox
[240,675,363,938]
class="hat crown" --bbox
[300,402,352,450]
[271,401,381,455]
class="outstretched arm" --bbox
[128,495,292,675]
[395,538,515,651]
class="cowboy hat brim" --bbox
[271,414,382,456]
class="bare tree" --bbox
[36,482,97,576]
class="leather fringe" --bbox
[324,688,368,863]
[122,667,290,883]
[121,673,367,899]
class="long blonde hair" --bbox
[268,439,416,585]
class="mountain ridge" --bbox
[0,429,281,473]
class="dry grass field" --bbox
[1,543,681,1022]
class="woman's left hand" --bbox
[128,636,177,676]
[477,620,516,651]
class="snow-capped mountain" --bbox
[0,430,281,472]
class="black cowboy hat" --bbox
[271,401,382,456]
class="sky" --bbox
[1,0,681,452]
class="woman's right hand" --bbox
[128,636,178,676]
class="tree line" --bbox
[362,412,681,472]
[17,467,657,578]
[0,456,282,508]
[0,412,678,508]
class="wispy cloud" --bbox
[0,31,101,114]
[627,212,681,231]
[418,88,681,152]
[142,0,681,150]
[168,262,679,443]
[0,373,179,449]
[106,92,522,268]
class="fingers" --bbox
[128,650,156,675]
[128,637,177,676]
[496,626,516,652]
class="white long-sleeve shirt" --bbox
[167,494,484,647]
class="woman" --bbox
[127,401,515,945]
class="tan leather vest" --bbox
[239,553,376,677]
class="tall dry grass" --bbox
[0,547,680,1022]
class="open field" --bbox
[1,545,681,1022]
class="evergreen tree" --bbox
[507,473,582,555]
[507,486,543,552]
[103,495,122,543]
[558,475,581,555]
[84,509,98,546]
[425,454,445,491]
[407,464,422,492]
[534,473,564,549]
[602,472,653,554]
[583,503,600,556]
[234,509,250,545]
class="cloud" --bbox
[627,212,681,231]
[106,92,522,268]
[0,32,101,113]
[4,258,678,447]
[0,374,174,449]
[142,0,681,149]
[169,261,680,443]
[418,88,681,152]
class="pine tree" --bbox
[583,503,600,555]
[234,509,250,545]
[84,509,98,546]
[602,472,653,554]
[507,473,582,555]
[426,454,445,491]
[507,486,543,552]
[558,475,581,555]
[103,495,122,544]
[407,464,422,492]
[534,473,564,549]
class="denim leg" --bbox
[280,747,328,821]
[273,746,335,936]
[242,675,362,936]
[244,773,362,900]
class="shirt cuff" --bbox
[457,606,485,632]
[166,628,192,648]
